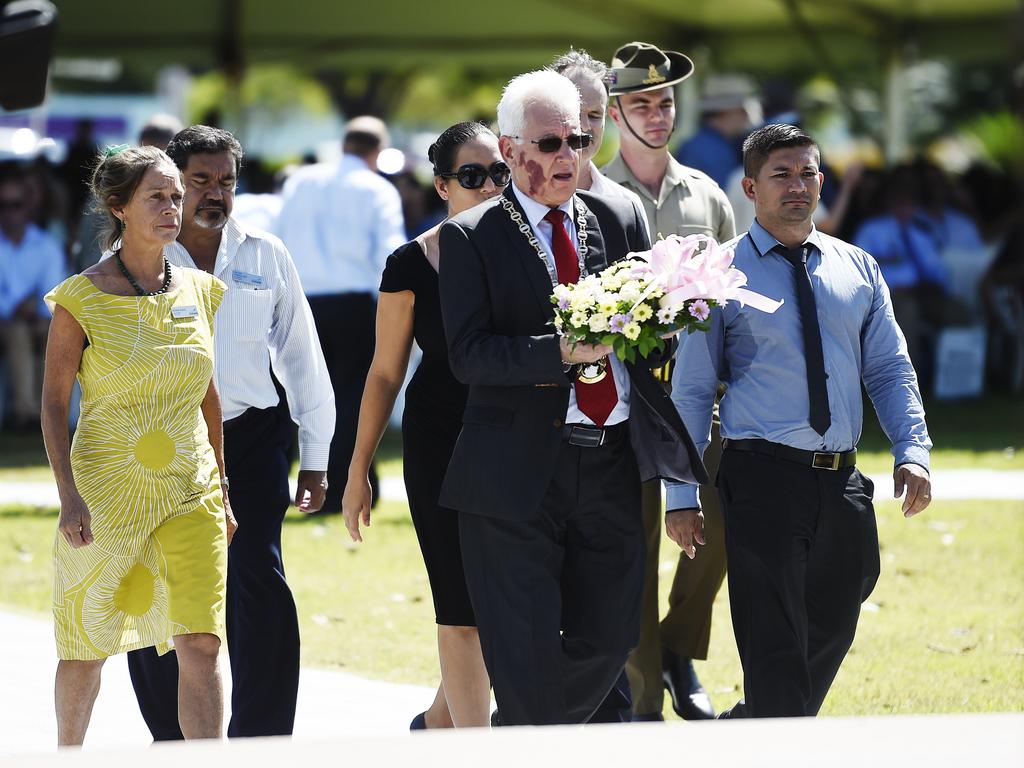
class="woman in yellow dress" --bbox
[40,145,237,746]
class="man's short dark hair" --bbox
[742,123,819,178]
[550,48,609,93]
[165,125,243,174]
[342,131,382,158]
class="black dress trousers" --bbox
[716,448,880,717]
[127,405,298,738]
[307,292,378,512]
[459,427,645,726]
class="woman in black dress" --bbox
[342,122,508,729]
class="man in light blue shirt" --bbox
[0,169,67,431]
[277,117,407,513]
[666,124,932,718]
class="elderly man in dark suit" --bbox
[438,69,706,727]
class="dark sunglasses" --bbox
[520,133,593,153]
[439,161,511,190]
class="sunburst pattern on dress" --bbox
[46,270,228,660]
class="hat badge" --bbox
[642,63,666,86]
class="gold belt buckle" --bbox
[812,451,841,470]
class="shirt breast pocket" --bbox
[226,289,273,342]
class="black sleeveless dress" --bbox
[379,240,474,626]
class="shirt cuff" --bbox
[894,443,930,473]
[665,481,701,512]
[298,442,330,472]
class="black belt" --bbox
[723,438,857,470]
[562,422,628,448]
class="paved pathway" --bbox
[0,610,434,755]
[2,469,1023,510]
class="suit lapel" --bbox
[501,186,560,319]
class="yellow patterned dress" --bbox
[45,268,229,661]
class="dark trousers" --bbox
[459,428,645,726]
[127,405,298,738]
[308,292,377,512]
[717,448,880,717]
[626,420,727,714]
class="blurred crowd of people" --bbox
[2,87,1023,433]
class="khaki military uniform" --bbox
[603,152,734,716]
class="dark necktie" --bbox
[544,209,617,426]
[776,244,831,436]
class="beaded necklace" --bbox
[115,251,172,296]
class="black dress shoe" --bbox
[490,709,500,727]
[662,648,715,720]
[716,700,746,719]
[630,712,665,722]
[409,711,427,730]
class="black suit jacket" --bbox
[438,185,707,521]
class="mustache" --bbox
[197,202,226,211]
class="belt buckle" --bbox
[812,451,840,470]
[567,425,605,448]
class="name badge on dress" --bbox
[171,305,199,319]
[232,270,266,288]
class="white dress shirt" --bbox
[165,218,336,471]
[1,224,67,319]
[514,183,631,426]
[277,155,407,296]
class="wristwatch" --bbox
[220,475,230,492]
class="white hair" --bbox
[497,70,581,139]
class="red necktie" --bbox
[543,209,618,426]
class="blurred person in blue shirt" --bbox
[0,166,67,431]
[675,75,760,189]
[277,116,407,513]
[913,159,984,252]
[853,165,953,369]
[667,124,931,719]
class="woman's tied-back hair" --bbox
[428,121,493,177]
[90,145,177,251]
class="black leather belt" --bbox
[562,422,627,448]
[723,438,857,470]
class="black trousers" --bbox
[308,292,378,512]
[717,448,880,718]
[459,427,645,726]
[127,405,298,738]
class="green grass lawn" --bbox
[1,394,1021,714]
[2,496,1021,715]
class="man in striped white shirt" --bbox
[125,126,335,739]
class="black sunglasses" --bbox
[439,161,511,190]
[517,133,593,153]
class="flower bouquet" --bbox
[551,234,783,364]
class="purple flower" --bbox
[609,313,632,333]
[558,296,572,310]
[688,299,711,322]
